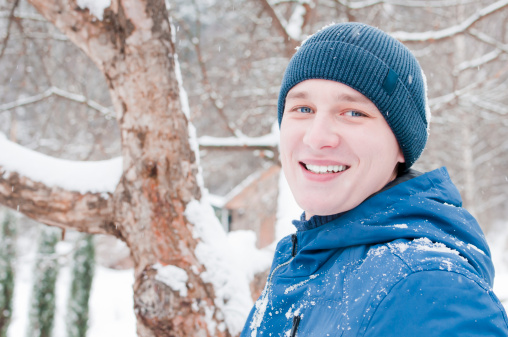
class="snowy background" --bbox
[1,0,508,335]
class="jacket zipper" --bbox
[290,234,300,337]
[291,233,297,257]
[250,234,298,335]
[290,315,301,337]
[265,234,297,296]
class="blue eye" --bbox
[344,110,365,117]
[296,107,313,113]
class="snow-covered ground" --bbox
[8,222,137,337]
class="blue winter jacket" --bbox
[241,168,508,337]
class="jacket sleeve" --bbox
[363,270,508,337]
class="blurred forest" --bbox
[1,0,507,231]
[1,0,508,335]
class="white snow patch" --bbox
[87,267,136,337]
[173,41,208,194]
[174,52,190,120]
[368,245,388,257]
[250,290,270,337]
[153,263,189,297]
[421,69,432,133]
[227,230,273,282]
[0,133,122,193]
[414,238,462,256]
[53,242,72,337]
[284,304,306,335]
[275,169,300,241]
[286,3,308,40]
[439,259,454,271]
[467,243,486,256]
[393,224,408,229]
[185,198,254,336]
[198,132,278,148]
[389,241,409,253]
[8,224,39,337]
[284,274,318,294]
[76,0,111,20]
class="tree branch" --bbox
[468,28,508,53]
[0,86,115,117]
[0,11,47,21]
[198,133,278,148]
[26,0,120,70]
[470,95,508,116]
[285,0,315,40]
[453,49,502,74]
[177,15,241,137]
[428,81,480,108]
[0,168,119,236]
[0,0,21,60]
[390,0,508,42]
[333,0,475,9]
[259,0,299,56]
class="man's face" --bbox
[280,79,404,219]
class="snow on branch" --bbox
[454,49,502,74]
[0,86,114,117]
[391,0,508,42]
[0,133,122,194]
[335,0,475,9]
[334,0,382,9]
[198,124,279,149]
[198,134,278,149]
[474,139,508,167]
[75,0,111,20]
[285,0,315,40]
[470,96,508,116]
[260,0,306,53]
[0,134,121,235]
[427,81,480,109]
[261,0,294,43]
[468,29,508,53]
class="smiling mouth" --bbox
[301,163,349,174]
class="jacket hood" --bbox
[290,167,494,286]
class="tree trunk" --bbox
[4,0,232,335]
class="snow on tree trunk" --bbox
[27,226,61,337]
[67,234,95,337]
[0,211,16,337]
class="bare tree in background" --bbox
[1,0,508,336]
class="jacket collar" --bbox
[293,169,423,232]
[287,167,494,286]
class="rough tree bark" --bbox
[0,0,231,335]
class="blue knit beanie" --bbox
[278,22,430,169]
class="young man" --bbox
[240,23,508,337]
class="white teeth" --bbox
[305,164,347,174]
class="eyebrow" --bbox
[286,90,372,104]
[286,91,308,100]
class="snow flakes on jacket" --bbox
[241,167,508,337]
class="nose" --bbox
[302,112,340,150]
